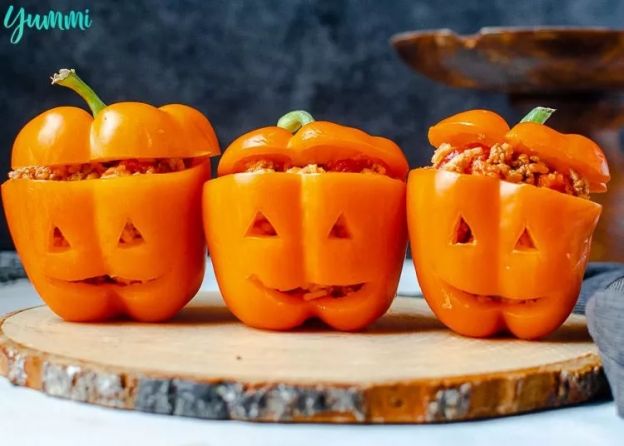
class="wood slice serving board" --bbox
[0,293,608,424]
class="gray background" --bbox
[1,0,623,249]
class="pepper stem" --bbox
[520,106,556,124]
[50,68,106,116]
[277,110,315,133]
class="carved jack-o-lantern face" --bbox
[408,169,601,339]
[205,173,406,331]
[204,113,409,331]
[3,165,210,321]
[408,107,608,339]
[2,70,220,321]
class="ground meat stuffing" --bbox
[432,142,590,199]
[279,283,365,301]
[8,158,191,181]
[244,159,387,175]
[74,275,146,286]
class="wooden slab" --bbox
[0,293,608,423]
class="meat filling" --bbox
[8,158,192,181]
[69,275,152,286]
[474,295,540,305]
[278,283,365,301]
[432,143,589,199]
[244,159,388,175]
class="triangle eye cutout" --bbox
[118,221,144,246]
[329,214,351,239]
[246,212,278,237]
[514,228,537,251]
[453,216,474,244]
[50,227,70,250]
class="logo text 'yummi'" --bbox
[3,5,91,44]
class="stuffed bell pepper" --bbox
[408,107,610,339]
[203,111,408,331]
[2,69,220,322]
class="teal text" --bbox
[3,5,92,44]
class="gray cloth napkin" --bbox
[0,251,25,284]
[581,263,624,419]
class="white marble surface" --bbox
[0,261,622,445]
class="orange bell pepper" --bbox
[204,111,408,331]
[409,108,609,339]
[2,69,220,322]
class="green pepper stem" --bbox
[519,106,556,125]
[50,68,106,116]
[277,110,315,133]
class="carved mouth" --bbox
[61,275,160,287]
[249,276,366,301]
[443,282,543,306]
[469,295,541,305]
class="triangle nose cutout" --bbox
[118,221,144,246]
[453,216,474,244]
[514,228,536,250]
[51,226,70,249]
[246,212,278,237]
[329,214,351,239]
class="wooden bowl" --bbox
[392,27,624,93]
